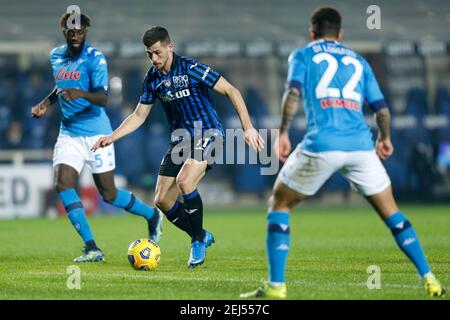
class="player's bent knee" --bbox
[55,181,73,193]
[365,186,399,219]
[175,175,194,195]
[269,184,306,212]
[269,194,288,212]
[154,194,172,212]
[269,195,294,212]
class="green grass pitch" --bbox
[0,205,448,300]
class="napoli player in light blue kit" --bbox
[241,7,445,298]
[31,11,162,262]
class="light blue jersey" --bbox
[50,43,112,137]
[287,40,387,152]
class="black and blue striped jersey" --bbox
[140,53,225,138]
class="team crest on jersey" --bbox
[172,75,189,88]
[163,80,171,88]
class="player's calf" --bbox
[59,188,101,258]
[159,200,193,237]
[384,211,431,277]
[107,189,156,220]
[182,189,204,243]
[266,211,290,286]
[104,188,162,242]
[383,211,446,297]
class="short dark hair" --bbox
[311,7,341,38]
[142,26,171,47]
[59,12,91,29]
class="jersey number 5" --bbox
[312,53,363,101]
[95,154,103,168]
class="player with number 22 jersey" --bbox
[241,6,446,299]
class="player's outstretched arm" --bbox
[375,107,394,160]
[91,102,152,151]
[276,87,300,162]
[31,86,58,118]
[60,88,108,107]
[212,77,265,152]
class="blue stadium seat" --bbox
[0,101,12,146]
[404,88,429,116]
[383,154,409,191]
[435,86,450,116]
[123,68,144,102]
[232,162,268,194]
[111,106,148,187]
[212,92,232,120]
[17,70,53,149]
[22,116,48,149]
[145,124,170,175]
[400,88,432,145]
[244,87,269,127]
[434,86,450,141]
[229,131,269,194]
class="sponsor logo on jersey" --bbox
[173,75,189,88]
[320,98,360,112]
[56,67,81,81]
[201,67,210,80]
[159,89,191,102]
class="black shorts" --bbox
[158,136,222,177]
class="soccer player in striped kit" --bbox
[92,26,265,268]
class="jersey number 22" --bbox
[313,53,363,101]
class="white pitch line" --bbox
[26,271,249,282]
[25,271,422,289]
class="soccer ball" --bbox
[127,239,161,271]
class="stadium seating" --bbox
[436,86,450,116]
[0,0,448,43]
[1,0,449,201]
